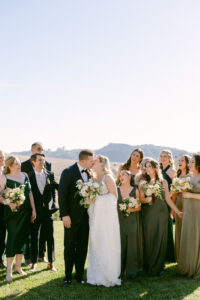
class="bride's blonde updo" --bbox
[98,155,112,175]
[4,156,18,175]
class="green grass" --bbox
[1,221,200,300]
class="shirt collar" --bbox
[77,162,85,172]
[34,169,45,176]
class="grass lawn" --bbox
[1,221,200,300]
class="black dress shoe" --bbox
[76,279,85,284]
[0,262,6,268]
[64,278,72,285]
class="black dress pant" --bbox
[64,215,89,280]
[0,205,6,263]
[30,215,55,263]
[39,224,47,258]
[25,228,46,260]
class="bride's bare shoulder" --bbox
[104,174,116,185]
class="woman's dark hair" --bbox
[193,154,200,173]
[145,159,163,183]
[177,155,191,177]
[121,170,135,187]
[122,148,144,171]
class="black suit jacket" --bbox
[21,159,51,176]
[21,159,58,211]
[29,170,58,218]
[58,163,90,224]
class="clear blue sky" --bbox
[0,0,200,153]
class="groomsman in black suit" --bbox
[21,142,51,175]
[58,149,94,284]
[21,142,57,264]
[0,150,6,268]
[29,153,58,272]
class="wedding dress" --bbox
[87,175,121,287]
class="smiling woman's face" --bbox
[131,151,141,164]
[120,170,131,184]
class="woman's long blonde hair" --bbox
[160,149,175,169]
[4,156,18,175]
[98,155,112,175]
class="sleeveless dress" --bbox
[117,186,142,279]
[161,165,175,262]
[87,177,121,287]
[174,174,190,262]
[177,178,200,278]
[4,176,31,257]
[142,184,168,276]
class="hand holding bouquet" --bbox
[3,184,26,212]
[76,179,102,208]
[143,180,163,205]
[119,197,140,217]
[172,177,192,193]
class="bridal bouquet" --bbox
[171,177,192,193]
[76,179,102,208]
[3,184,26,212]
[143,180,163,205]
[119,197,140,217]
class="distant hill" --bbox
[13,143,191,162]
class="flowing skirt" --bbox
[87,193,121,287]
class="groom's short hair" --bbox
[79,149,94,161]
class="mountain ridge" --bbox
[13,143,191,162]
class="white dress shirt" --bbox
[34,169,46,194]
[0,167,3,176]
[77,163,88,182]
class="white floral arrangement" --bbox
[76,179,102,208]
[119,197,140,217]
[142,180,163,205]
[3,184,25,211]
[171,177,192,193]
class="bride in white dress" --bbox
[87,155,121,287]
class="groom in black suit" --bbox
[58,149,94,284]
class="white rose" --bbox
[19,195,25,201]
[146,188,152,196]
[93,182,99,189]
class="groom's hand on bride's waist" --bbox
[62,216,71,228]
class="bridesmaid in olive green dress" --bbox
[0,156,36,282]
[177,154,200,278]
[116,148,144,186]
[139,159,182,276]
[171,155,191,261]
[160,150,177,263]
[117,170,142,279]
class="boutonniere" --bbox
[46,178,50,185]
[87,169,93,178]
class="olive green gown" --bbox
[161,165,176,262]
[177,178,200,278]
[174,192,183,262]
[4,177,31,257]
[117,186,143,279]
[142,186,168,276]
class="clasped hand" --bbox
[62,216,71,228]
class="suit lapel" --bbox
[31,172,42,196]
[42,171,49,194]
[74,163,83,181]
